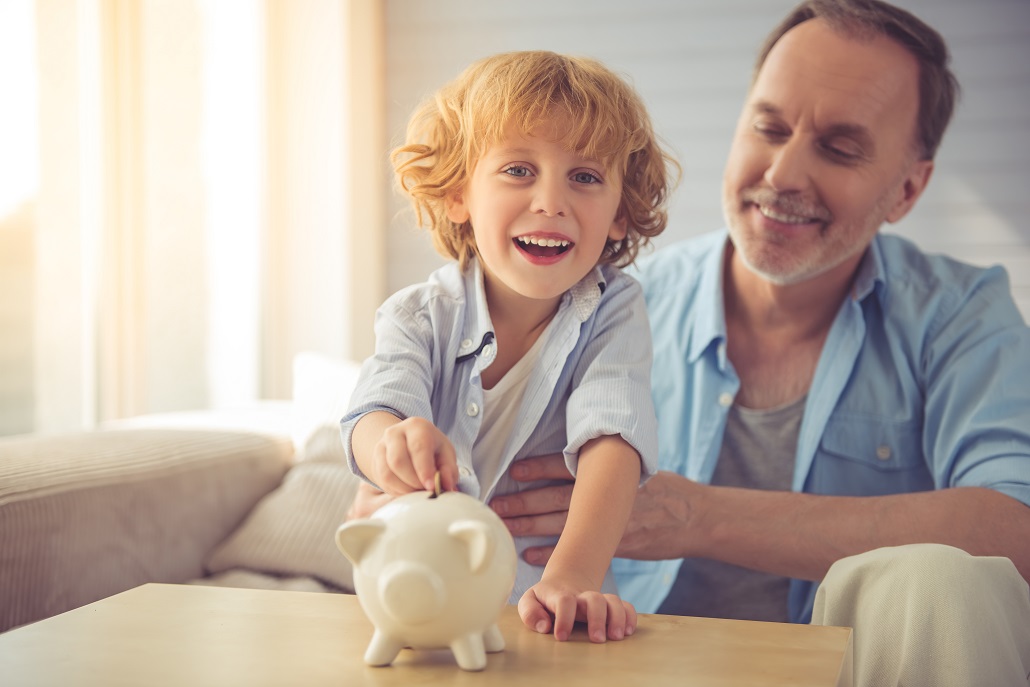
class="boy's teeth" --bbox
[518,236,570,248]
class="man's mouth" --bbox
[742,188,831,226]
[514,235,573,258]
[757,205,817,225]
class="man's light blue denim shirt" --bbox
[614,229,1030,623]
[342,257,658,600]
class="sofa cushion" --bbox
[0,428,292,632]
[203,444,361,592]
[200,352,364,592]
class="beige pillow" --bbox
[203,354,366,593]
[204,352,365,590]
[204,450,361,591]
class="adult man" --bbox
[351,0,1030,683]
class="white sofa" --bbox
[0,355,365,633]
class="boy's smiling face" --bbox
[446,124,627,311]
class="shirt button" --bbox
[876,445,891,460]
[459,466,472,477]
[460,338,473,350]
[482,343,494,358]
[466,402,480,417]
[718,392,734,407]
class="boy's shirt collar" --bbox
[457,258,607,363]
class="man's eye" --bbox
[822,143,863,163]
[502,165,531,178]
[754,124,787,140]
[572,171,601,184]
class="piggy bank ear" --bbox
[336,520,386,565]
[448,520,494,574]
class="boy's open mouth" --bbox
[514,235,573,258]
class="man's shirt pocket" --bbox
[807,415,934,495]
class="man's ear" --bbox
[445,190,470,224]
[886,159,934,224]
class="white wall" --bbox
[383,0,1030,319]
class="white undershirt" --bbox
[473,333,546,498]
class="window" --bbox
[3,0,384,436]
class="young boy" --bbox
[342,50,677,643]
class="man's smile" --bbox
[757,205,816,224]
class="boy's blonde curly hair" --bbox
[392,50,679,270]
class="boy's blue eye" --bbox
[573,172,601,184]
[503,165,531,178]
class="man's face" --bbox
[722,18,933,286]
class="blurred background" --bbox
[1,0,1027,437]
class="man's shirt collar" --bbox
[688,237,729,364]
[688,233,889,364]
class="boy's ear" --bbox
[445,190,470,224]
[608,212,628,242]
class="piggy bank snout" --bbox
[379,561,446,625]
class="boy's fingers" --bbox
[376,436,419,492]
[437,440,460,491]
[624,599,638,637]
[407,427,459,493]
[579,592,608,643]
[407,433,440,491]
[552,595,577,642]
[517,591,553,636]
[604,595,627,641]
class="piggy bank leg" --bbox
[483,623,505,653]
[364,630,404,667]
[450,632,487,671]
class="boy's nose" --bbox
[530,179,568,217]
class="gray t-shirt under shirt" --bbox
[656,395,805,622]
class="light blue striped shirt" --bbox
[614,229,1030,623]
[342,257,659,599]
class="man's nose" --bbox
[763,138,812,192]
[531,177,568,217]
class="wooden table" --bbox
[0,583,852,686]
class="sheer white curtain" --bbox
[3,0,385,436]
[0,0,41,436]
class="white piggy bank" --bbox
[335,490,517,671]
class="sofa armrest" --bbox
[0,428,292,632]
